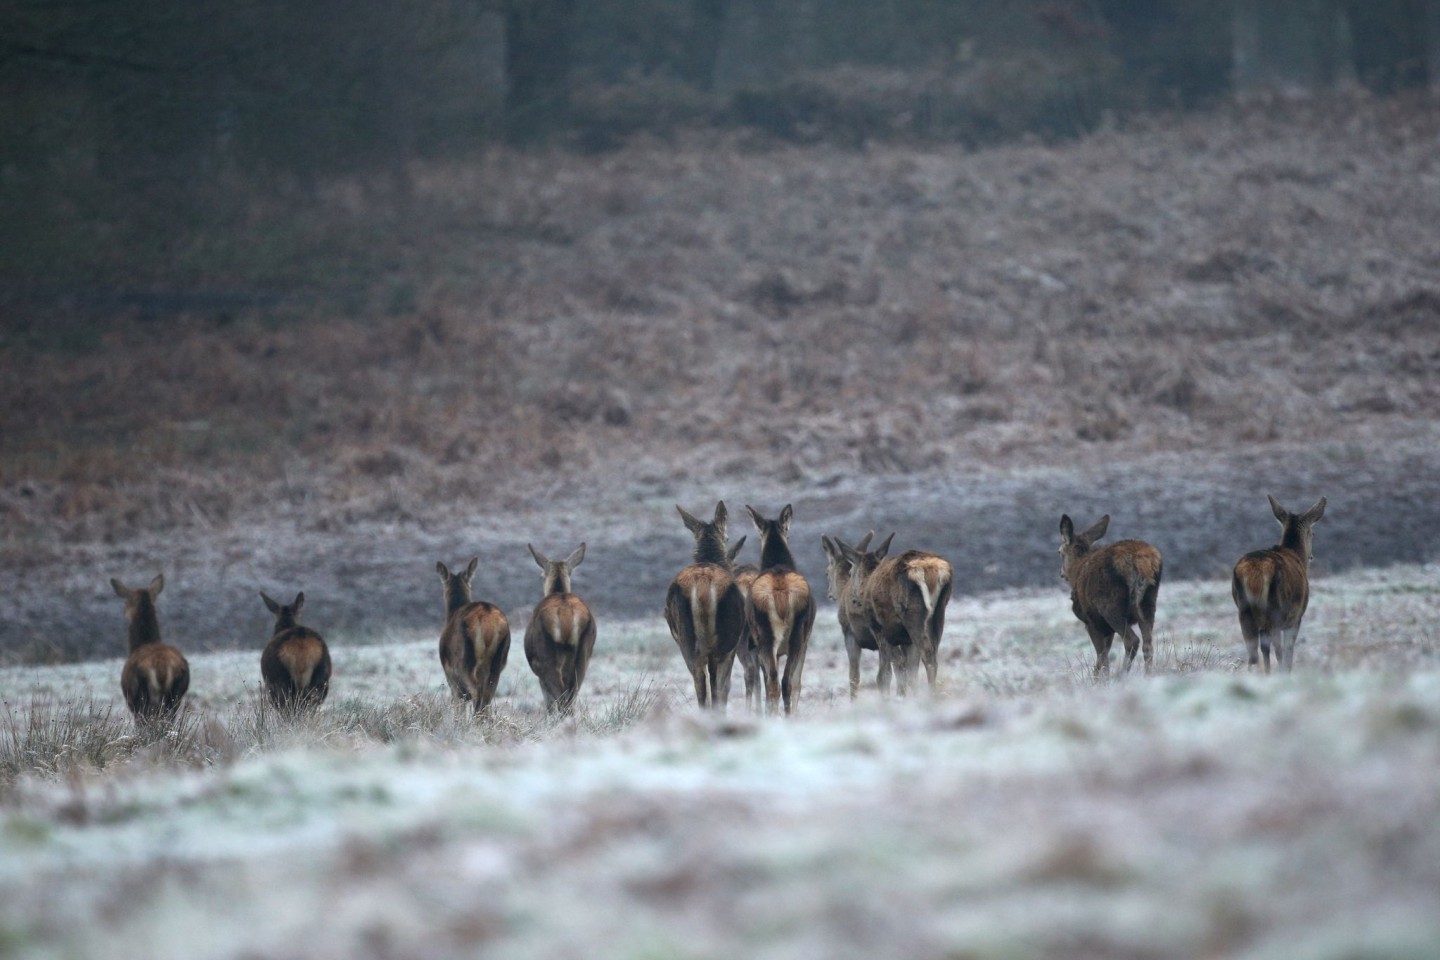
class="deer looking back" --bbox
[820,531,876,699]
[745,504,817,716]
[524,544,596,713]
[665,502,747,711]
[436,557,511,713]
[111,574,190,725]
[1232,495,1326,674]
[260,591,332,713]
[1058,515,1163,677]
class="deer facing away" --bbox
[111,574,190,725]
[524,543,596,713]
[665,502,747,711]
[745,504,817,716]
[260,591,332,713]
[839,534,953,697]
[1058,514,1163,677]
[436,557,512,713]
[1232,495,1327,674]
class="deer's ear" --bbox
[874,532,895,560]
[1267,494,1290,524]
[1083,515,1110,543]
[820,535,836,559]
[464,557,479,581]
[261,591,281,614]
[677,505,705,536]
[292,592,305,614]
[778,504,793,535]
[148,573,165,597]
[728,535,747,562]
[566,543,586,569]
[528,544,548,570]
[1300,497,1327,525]
[712,501,728,526]
[745,504,764,530]
[856,530,875,551]
[436,561,450,581]
[111,579,132,600]
[1059,514,1074,543]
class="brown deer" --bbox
[1058,514,1163,677]
[110,574,190,725]
[665,502,747,711]
[727,537,765,713]
[259,591,332,713]
[745,504,817,716]
[1232,495,1327,674]
[524,543,596,713]
[436,557,512,713]
[820,531,877,698]
[839,533,953,696]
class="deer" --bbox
[1232,495,1327,674]
[839,533,953,697]
[1057,514,1163,677]
[820,531,877,699]
[727,537,765,713]
[524,543,596,714]
[436,557,512,713]
[259,591,332,713]
[110,574,190,725]
[745,504,817,716]
[664,502,747,711]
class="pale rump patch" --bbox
[278,639,321,685]
[146,666,161,696]
[906,558,951,616]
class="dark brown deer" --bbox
[110,574,190,725]
[1232,495,1327,674]
[259,591,332,713]
[665,502,747,711]
[840,534,953,696]
[524,543,596,713]
[745,504,817,716]
[436,558,512,713]
[820,531,876,699]
[1058,514,1163,677]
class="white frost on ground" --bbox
[2,567,1439,959]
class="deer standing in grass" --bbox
[745,504,817,716]
[727,537,766,713]
[437,558,511,713]
[839,533,953,696]
[1058,514,1163,677]
[820,531,878,699]
[665,502,747,711]
[1232,495,1327,674]
[110,574,190,725]
[259,591,332,713]
[524,544,596,713]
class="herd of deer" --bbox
[105,494,1327,726]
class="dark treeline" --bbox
[2,0,1438,286]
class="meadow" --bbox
[2,564,1437,959]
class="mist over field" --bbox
[4,2,1440,957]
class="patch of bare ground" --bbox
[3,93,1440,661]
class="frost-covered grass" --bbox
[2,566,1439,959]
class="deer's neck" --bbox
[693,533,730,566]
[1280,525,1309,563]
[543,572,571,596]
[444,586,471,617]
[127,598,162,652]
[759,537,796,571]
[272,613,298,635]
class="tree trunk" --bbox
[503,0,577,142]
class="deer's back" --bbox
[1233,547,1310,627]
[528,594,593,649]
[1072,540,1162,620]
[442,601,510,665]
[263,627,330,686]
[121,643,190,708]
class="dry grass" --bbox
[3,94,1439,544]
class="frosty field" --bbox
[3,566,1439,960]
